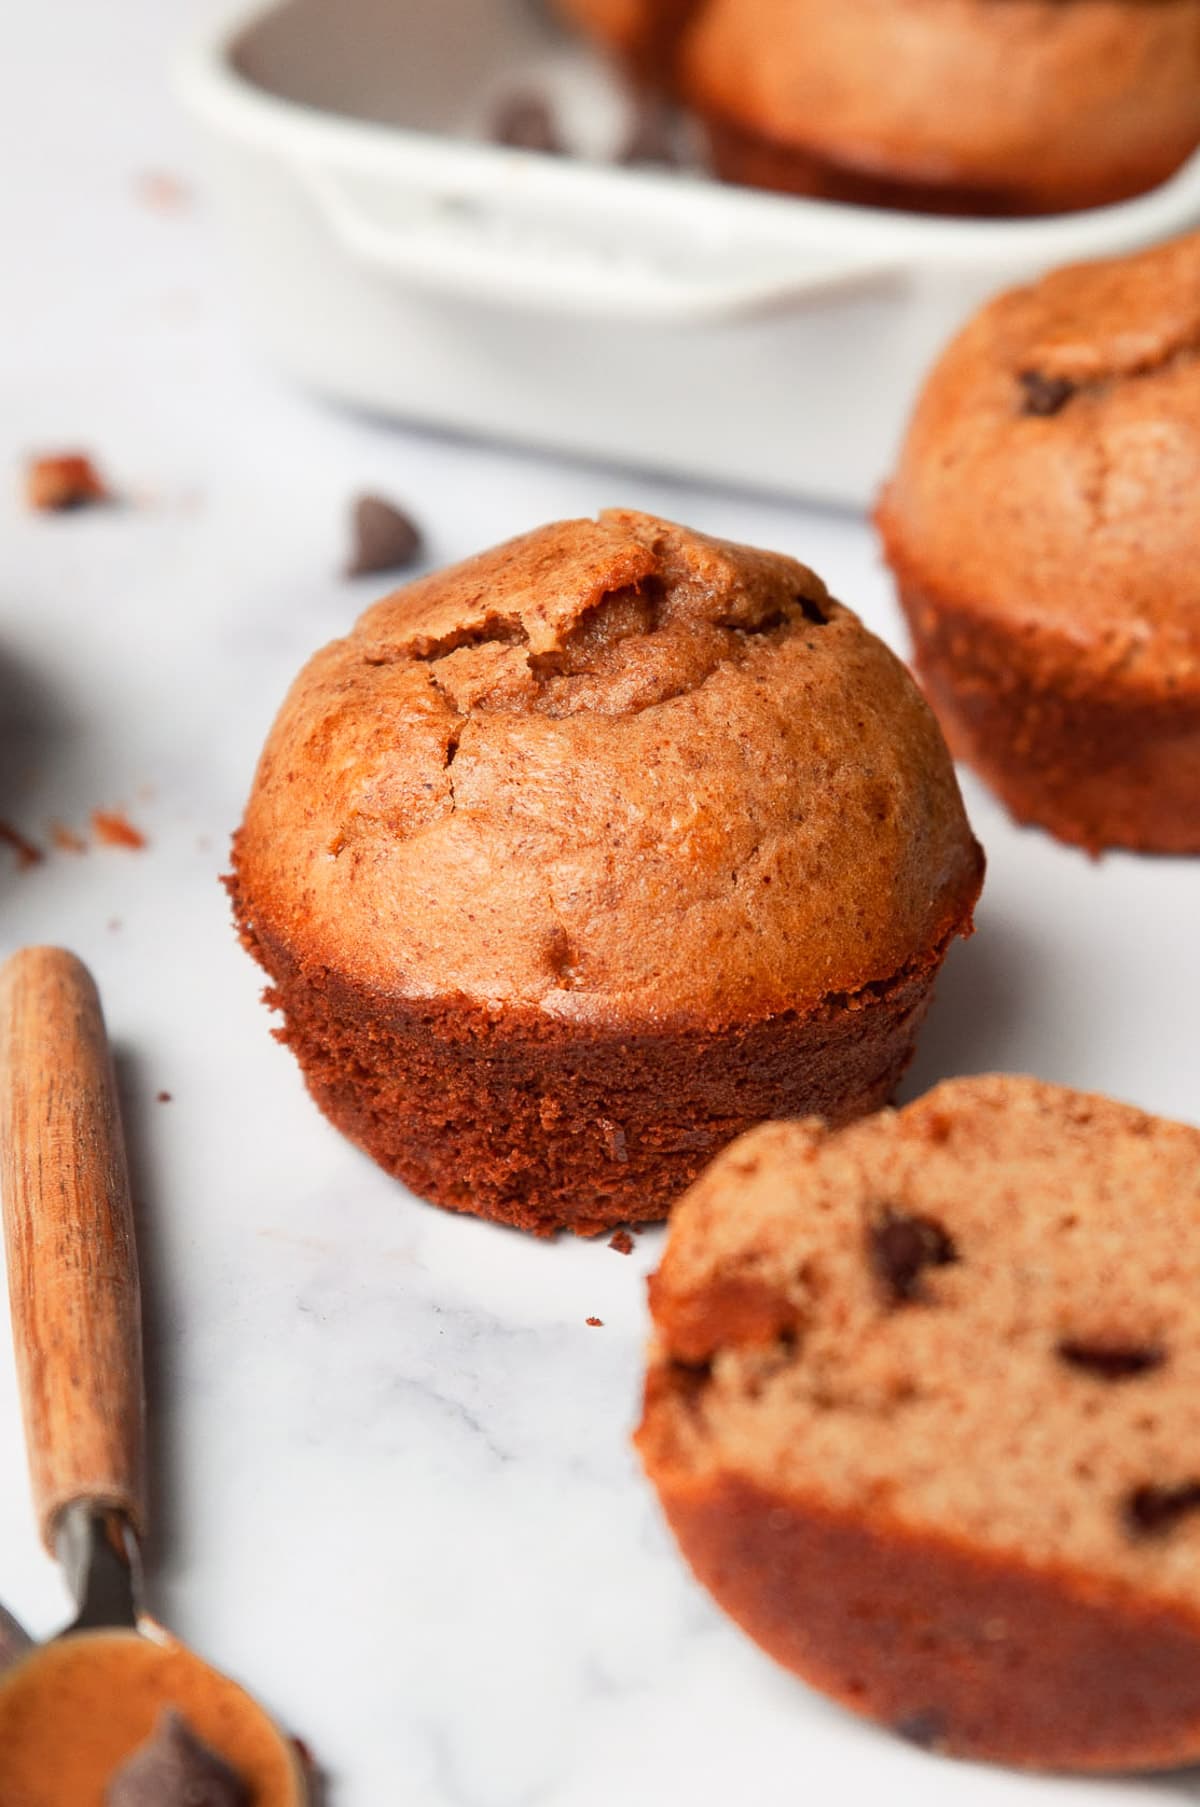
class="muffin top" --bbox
[235,511,980,1028]
[683,0,1200,199]
[644,1075,1200,1608]
[879,231,1200,691]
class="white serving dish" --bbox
[178,0,1200,507]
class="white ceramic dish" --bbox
[177,0,1200,507]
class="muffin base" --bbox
[704,113,1184,217]
[637,1429,1200,1772]
[892,570,1200,854]
[233,906,961,1235]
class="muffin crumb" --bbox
[25,452,111,512]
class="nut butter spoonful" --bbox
[0,947,305,1804]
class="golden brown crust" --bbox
[878,233,1200,852]
[644,1461,1200,1771]
[638,1077,1200,1766]
[236,512,981,1026]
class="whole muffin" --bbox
[556,0,1200,215]
[878,231,1200,854]
[230,512,982,1235]
[638,1076,1200,1771]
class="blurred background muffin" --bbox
[878,230,1200,853]
[554,0,1200,214]
[230,510,982,1235]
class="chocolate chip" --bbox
[895,1709,946,1749]
[491,93,564,156]
[869,1208,958,1305]
[0,1603,31,1676]
[618,100,680,168]
[1057,1340,1165,1380]
[796,591,828,626]
[106,1708,250,1807]
[346,494,422,578]
[1018,370,1076,417]
[1124,1482,1200,1537]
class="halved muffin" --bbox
[640,1077,1200,1769]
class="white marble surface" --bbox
[2,4,1200,1803]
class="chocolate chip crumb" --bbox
[346,494,423,578]
[895,1709,946,1749]
[51,821,87,854]
[105,1707,250,1807]
[1125,1482,1200,1537]
[869,1207,958,1305]
[136,170,192,214]
[92,808,147,850]
[25,452,112,511]
[156,1091,173,1104]
[586,1316,604,1327]
[609,1230,635,1255]
[491,92,564,156]
[0,820,44,869]
[1058,1339,1164,1380]
[1018,370,1076,417]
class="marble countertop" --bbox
[3,4,1199,1803]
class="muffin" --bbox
[638,1076,1200,1771]
[878,231,1200,854]
[556,0,1200,215]
[229,512,982,1235]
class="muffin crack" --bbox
[1016,335,1200,418]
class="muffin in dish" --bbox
[878,230,1200,854]
[639,1076,1200,1771]
[229,511,982,1235]
[555,0,1200,215]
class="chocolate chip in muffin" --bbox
[346,494,423,578]
[1057,1339,1165,1380]
[1018,370,1076,417]
[895,1709,947,1749]
[106,1708,250,1807]
[869,1207,958,1305]
[1124,1482,1200,1538]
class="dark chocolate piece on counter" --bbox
[619,100,681,168]
[105,1707,251,1807]
[490,91,564,155]
[346,494,423,578]
[1018,370,1076,418]
[0,1603,32,1676]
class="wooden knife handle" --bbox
[0,947,145,1550]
